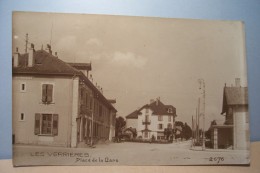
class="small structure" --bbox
[210,78,249,150]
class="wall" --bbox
[233,106,249,150]
[136,108,174,139]
[126,119,138,129]
[12,75,73,147]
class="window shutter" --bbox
[47,84,53,103]
[42,84,47,102]
[35,113,41,135]
[52,114,58,136]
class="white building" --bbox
[12,45,117,147]
[125,98,177,140]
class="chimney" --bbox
[28,43,35,67]
[46,44,52,54]
[156,97,160,106]
[235,78,240,87]
[54,52,58,58]
[13,47,19,67]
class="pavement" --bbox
[12,140,249,166]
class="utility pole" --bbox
[25,33,29,53]
[198,79,206,150]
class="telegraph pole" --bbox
[198,79,206,150]
[25,33,29,53]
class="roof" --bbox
[125,110,141,119]
[13,50,81,76]
[108,99,116,104]
[126,99,176,119]
[67,63,92,71]
[12,49,117,112]
[221,86,248,114]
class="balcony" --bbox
[142,120,151,125]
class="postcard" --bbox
[12,12,249,166]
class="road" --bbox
[13,140,249,166]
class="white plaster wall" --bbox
[126,119,138,129]
[136,107,174,139]
[233,111,248,150]
[12,75,74,147]
[71,77,79,147]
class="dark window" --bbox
[86,93,88,108]
[42,84,53,103]
[21,84,25,91]
[20,113,24,121]
[42,114,52,135]
[34,113,58,136]
[158,115,163,121]
[158,124,163,129]
[99,105,102,117]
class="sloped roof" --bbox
[221,86,248,114]
[224,87,248,105]
[68,63,92,71]
[125,110,141,119]
[12,50,117,112]
[149,101,176,115]
[126,99,176,119]
[13,50,81,76]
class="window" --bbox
[34,113,58,136]
[42,84,53,103]
[158,115,163,121]
[158,124,163,130]
[168,108,172,113]
[20,113,25,121]
[168,115,171,122]
[20,82,26,92]
[145,115,149,122]
[86,93,88,108]
[99,105,103,117]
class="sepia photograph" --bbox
[12,11,249,166]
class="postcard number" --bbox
[209,157,224,163]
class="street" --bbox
[13,141,249,166]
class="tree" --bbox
[115,116,126,142]
[174,121,192,140]
[205,120,217,139]
[182,122,192,140]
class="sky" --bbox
[12,12,248,129]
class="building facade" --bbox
[210,78,249,150]
[125,98,177,140]
[12,45,117,147]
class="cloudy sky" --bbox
[13,12,248,129]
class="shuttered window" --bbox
[34,113,59,136]
[34,113,41,135]
[42,84,53,103]
[52,114,58,136]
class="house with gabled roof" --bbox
[125,98,177,140]
[12,44,117,147]
[210,78,249,150]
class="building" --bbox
[125,98,177,140]
[12,44,117,147]
[210,78,249,150]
